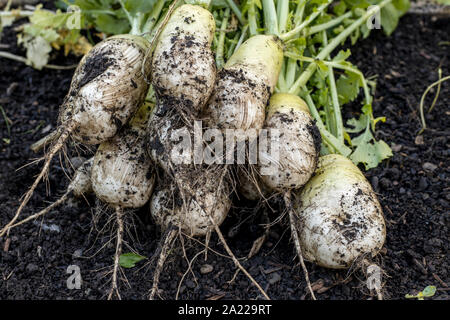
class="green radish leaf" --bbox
[346,115,368,133]
[124,0,157,14]
[360,23,370,39]
[333,49,351,62]
[381,2,400,36]
[334,1,347,15]
[392,0,411,16]
[422,286,437,297]
[94,14,130,34]
[18,35,52,70]
[349,114,392,169]
[211,0,229,9]
[343,0,370,10]
[119,253,146,268]
[336,71,360,105]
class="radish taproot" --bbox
[203,35,283,142]
[5,157,94,231]
[292,154,386,269]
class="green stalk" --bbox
[289,0,392,95]
[234,25,248,52]
[262,0,279,35]
[285,58,297,89]
[304,94,351,156]
[277,60,288,92]
[216,8,230,69]
[323,31,344,143]
[142,0,166,35]
[327,61,372,105]
[294,0,306,25]
[0,10,34,17]
[227,31,241,59]
[225,0,245,25]
[305,11,353,36]
[277,0,290,34]
[280,0,333,41]
[284,53,373,106]
[248,3,258,36]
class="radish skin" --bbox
[70,157,94,197]
[293,154,386,269]
[237,167,271,201]
[150,170,231,237]
[91,103,155,209]
[151,4,216,112]
[259,93,320,191]
[203,35,283,141]
[60,35,152,145]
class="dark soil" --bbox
[0,13,449,300]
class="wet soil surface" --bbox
[0,13,448,300]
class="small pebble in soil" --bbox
[422,162,437,172]
[72,249,83,259]
[200,264,213,275]
[70,157,87,170]
[268,273,281,285]
[185,280,196,289]
[26,263,39,273]
[419,177,428,190]
[391,143,402,152]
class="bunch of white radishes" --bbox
[1,3,386,297]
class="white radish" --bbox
[259,93,321,192]
[91,103,156,209]
[150,169,231,237]
[147,4,216,173]
[292,154,386,269]
[90,102,156,300]
[151,4,216,112]
[203,35,283,142]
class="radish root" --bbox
[284,192,316,300]
[108,206,124,300]
[8,191,70,231]
[0,122,76,238]
[149,227,178,300]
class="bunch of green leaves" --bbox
[15,4,90,69]
[1,0,173,69]
[58,0,159,35]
